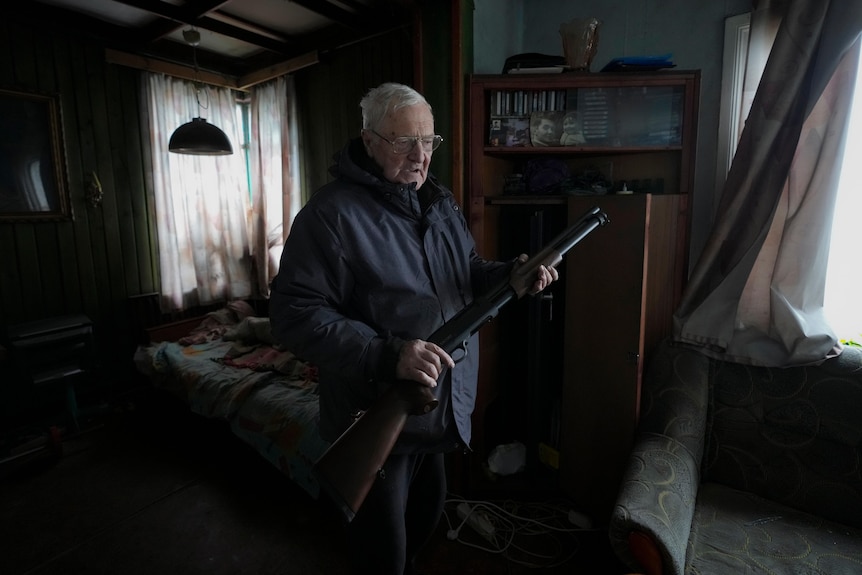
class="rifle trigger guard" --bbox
[452,340,469,363]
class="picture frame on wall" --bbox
[0,88,72,222]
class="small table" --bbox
[5,314,95,432]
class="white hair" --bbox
[360,82,432,131]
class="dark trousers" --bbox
[345,451,446,575]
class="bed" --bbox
[133,300,330,500]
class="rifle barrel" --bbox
[554,206,609,256]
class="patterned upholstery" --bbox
[610,339,862,575]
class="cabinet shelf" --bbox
[486,195,568,205]
[484,145,684,155]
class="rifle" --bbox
[312,205,609,522]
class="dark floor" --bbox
[1,387,632,575]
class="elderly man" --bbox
[269,82,557,575]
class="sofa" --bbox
[609,338,862,574]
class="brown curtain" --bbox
[673,0,862,366]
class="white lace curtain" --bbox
[144,73,298,311]
[249,75,301,298]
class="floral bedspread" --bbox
[134,323,329,499]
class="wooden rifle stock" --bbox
[312,206,609,522]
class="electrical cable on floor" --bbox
[442,493,600,569]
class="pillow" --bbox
[223,316,276,345]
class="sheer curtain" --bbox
[144,73,252,312]
[674,0,862,366]
[248,75,301,297]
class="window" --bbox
[824,61,862,344]
[235,94,252,199]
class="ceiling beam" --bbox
[287,0,365,31]
[105,47,239,89]
[114,0,295,55]
[236,51,320,90]
[105,47,320,91]
[114,0,225,38]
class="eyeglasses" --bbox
[367,129,443,154]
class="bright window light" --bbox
[824,58,862,344]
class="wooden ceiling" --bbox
[21,0,416,85]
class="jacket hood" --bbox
[329,138,449,219]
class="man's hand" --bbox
[514,253,560,295]
[395,339,455,387]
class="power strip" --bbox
[456,502,496,542]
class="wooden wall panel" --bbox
[417,0,454,195]
[294,29,414,202]
[0,19,159,383]
[52,34,87,316]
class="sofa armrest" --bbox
[610,433,700,575]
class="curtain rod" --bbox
[104,49,319,91]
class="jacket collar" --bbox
[333,138,449,219]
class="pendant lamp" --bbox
[169,28,233,156]
[169,117,233,155]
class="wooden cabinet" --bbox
[561,193,687,525]
[465,71,699,518]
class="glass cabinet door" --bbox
[488,84,685,149]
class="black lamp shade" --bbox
[169,117,233,155]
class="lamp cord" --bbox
[185,27,210,113]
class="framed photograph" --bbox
[489,116,530,147]
[0,88,72,221]
[529,111,566,147]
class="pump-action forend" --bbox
[429,205,610,360]
[312,205,610,522]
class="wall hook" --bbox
[85,171,103,207]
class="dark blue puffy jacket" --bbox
[269,138,511,453]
